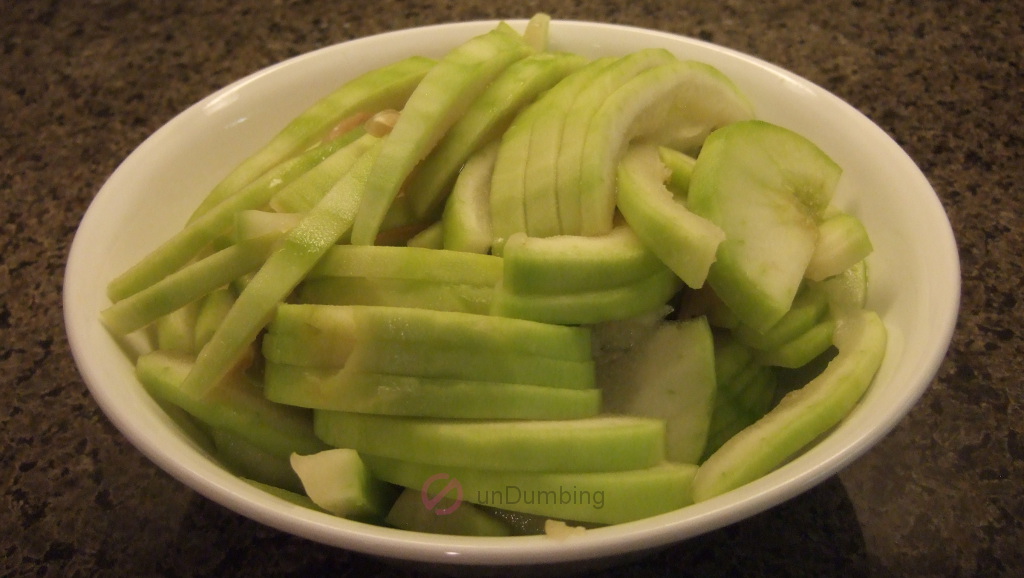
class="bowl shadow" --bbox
[145,474,867,577]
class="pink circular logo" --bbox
[420,473,463,516]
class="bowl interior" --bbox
[64,19,960,566]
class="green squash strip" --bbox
[263,366,601,419]
[106,132,359,302]
[266,131,378,213]
[179,140,383,397]
[314,412,666,473]
[363,455,697,525]
[188,56,435,221]
[521,57,617,238]
[136,350,327,458]
[692,310,887,501]
[266,303,593,362]
[350,24,533,245]
[553,49,677,237]
[101,233,279,335]
[406,51,587,220]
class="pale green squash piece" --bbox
[441,140,500,254]
[350,24,533,245]
[732,283,830,351]
[500,225,667,295]
[290,448,399,522]
[689,120,841,332]
[407,51,587,219]
[106,133,355,302]
[189,56,434,221]
[262,331,594,389]
[232,210,303,243]
[364,455,697,525]
[265,339,595,389]
[307,244,502,285]
[489,57,615,248]
[578,60,755,236]
[406,221,444,249]
[263,367,601,419]
[813,260,869,317]
[659,146,697,199]
[553,49,678,236]
[521,57,618,237]
[598,316,717,464]
[805,210,874,282]
[616,143,726,289]
[135,351,327,458]
[101,233,279,336]
[757,317,837,369]
[179,140,381,397]
[692,309,887,501]
[314,413,666,473]
[298,277,495,315]
[491,267,682,326]
[155,302,199,354]
[521,12,551,51]
[267,131,378,213]
[702,357,777,461]
[265,304,593,362]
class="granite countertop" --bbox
[3,0,1021,575]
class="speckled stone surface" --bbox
[2,0,1022,576]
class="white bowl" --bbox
[64,18,960,568]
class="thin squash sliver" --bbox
[180,140,382,397]
[106,133,355,302]
[350,23,533,245]
[187,56,434,221]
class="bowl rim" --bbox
[64,17,961,566]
